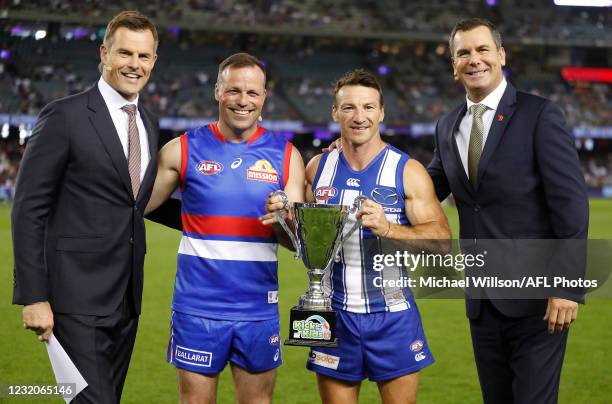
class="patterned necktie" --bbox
[467,104,487,188]
[121,104,140,198]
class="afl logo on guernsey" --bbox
[197,160,223,175]
[315,187,337,202]
[246,159,279,183]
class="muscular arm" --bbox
[260,146,306,250]
[358,159,451,253]
[144,136,181,215]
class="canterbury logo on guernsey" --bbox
[247,159,279,183]
[346,178,360,187]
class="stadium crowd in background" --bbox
[1,35,610,128]
[5,0,612,43]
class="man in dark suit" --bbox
[427,18,589,403]
[12,11,159,403]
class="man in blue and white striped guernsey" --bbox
[145,53,305,404]
[300,69,450,404]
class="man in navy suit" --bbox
[13,11,159,403]
[427,18,589,404]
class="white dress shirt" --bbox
[97,77,150,181]
[455,78,507,177]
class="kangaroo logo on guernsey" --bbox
[197,160,223,175]
[246,159,279,183]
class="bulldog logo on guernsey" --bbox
[197,160,223,175]
[314,186,337,202]
[246,159,279,183]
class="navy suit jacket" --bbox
[427,83,589,318]
[12,85,159,316]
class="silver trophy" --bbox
[273,191,365,347]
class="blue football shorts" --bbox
[167,311,282,374]
[306,305,434,382]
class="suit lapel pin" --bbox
[497,114,504,122]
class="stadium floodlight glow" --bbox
[377,65,390,75]
[554,0,612,6]
[1,123,9,139]
[34,30,47,40]
[19,124,28,145]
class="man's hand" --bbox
[356,199,391,238]
[23,301,54,342]
[259,192,290,226]
[323,138,342,153]
[543,297,578,334]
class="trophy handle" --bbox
[270,190,301,259]
[332,195,368,263]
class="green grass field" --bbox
[1,201,611,403]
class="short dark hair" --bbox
[448,18,502,57]
[333,69,384,106]
[99,11,157,73]
[217,52,266,84]
[103,10,158,50]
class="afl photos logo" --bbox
[197,160,223,175]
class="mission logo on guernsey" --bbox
[247,159,279,183]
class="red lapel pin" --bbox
[497,114,504,122]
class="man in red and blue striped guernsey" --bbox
[145,53,305,404]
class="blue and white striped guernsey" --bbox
[312,146,414,313]
[173,122,292,321]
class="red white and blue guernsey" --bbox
[312,145,414,314]
[174,122,292,321]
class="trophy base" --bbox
[284,306,338,348]
[284,338,338,347]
